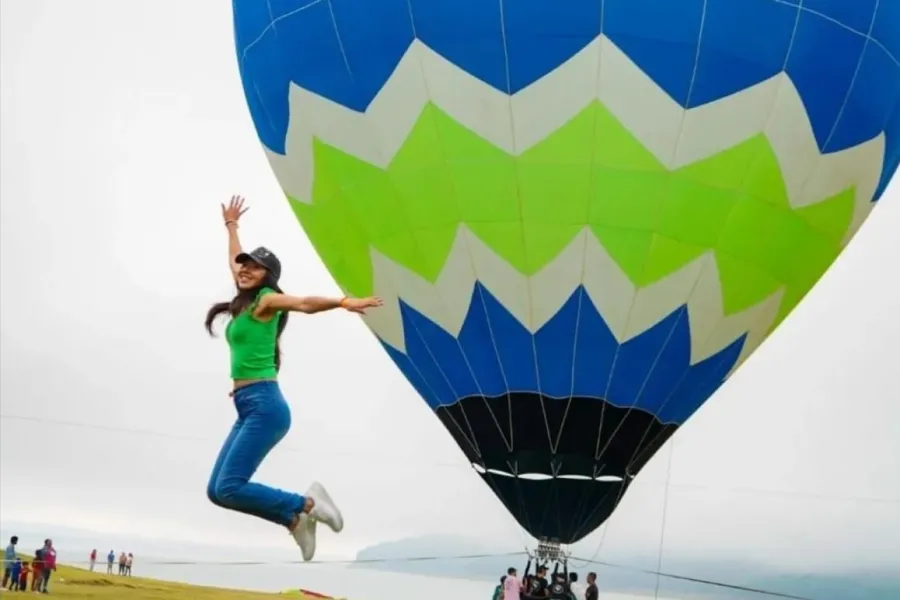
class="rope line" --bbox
[652,441,676,600]
[0,411,884,600]
[1,552,814,598]
[0,552,527,567]
[567,556,815,600]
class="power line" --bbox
[0,413,467,470]
[3,412,898,506]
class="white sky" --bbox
[1,0,898,575]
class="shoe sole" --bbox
[292,514,317,562]
[308,482,344,533]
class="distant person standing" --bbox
[493,575,506,600]
[585,572,598,600]
[569,572,586,600]
[106,550,115,575]
[2,535,17,588]
[8,558,22,591]
[118,552,126,575]
[17,561,31,591]
[548,571,571,600]
[533,565,550,597]
[30,550,44,591]
[503,567,522,600]
[125,553,133,576]
[38,539,56,594]
[89,548,97,571]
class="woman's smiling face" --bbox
[236,260,267,289]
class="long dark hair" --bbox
[205,272,289,371]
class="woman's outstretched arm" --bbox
[257,293,383,316]
[221,195,248,281]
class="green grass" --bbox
[2,559,328,599]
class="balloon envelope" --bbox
[232,0,900,544]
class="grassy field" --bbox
[0,560,323,599]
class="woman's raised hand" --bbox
[221,194,249,224]
[342,296,384,314]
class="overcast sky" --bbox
[1,0,898,576]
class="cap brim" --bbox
[235,252,282,283]
[235,253,270,271]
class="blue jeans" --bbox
[207,381,305,527]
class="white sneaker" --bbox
[307,481,344,533]
[290,512,317,561]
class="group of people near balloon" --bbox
[496,559,599,600]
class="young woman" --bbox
[205,195,382,561]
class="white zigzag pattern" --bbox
[256,36,888,374]
[361,225,783,374]
[264,37,885,245]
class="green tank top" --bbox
[225,287,283,380]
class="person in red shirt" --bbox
[38,540,56,594]
[30,551,43,592]
[89,549,97,572]
[17,562,30,591]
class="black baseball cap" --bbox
[236,246,282,280]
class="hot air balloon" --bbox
[232,0,900,547]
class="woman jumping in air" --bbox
[205,195,383,561]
